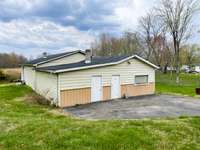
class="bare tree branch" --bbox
[155,0,200,83]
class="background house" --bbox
[194,64,200,73]
[180,64,200,73]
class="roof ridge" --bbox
[24,50,84,66]
[42,50,82,57]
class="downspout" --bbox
[21,65,24,81]
[34,64,38,91]
[34,66,37,91]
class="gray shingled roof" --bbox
[24,50,84,65]
[36,55,130,73]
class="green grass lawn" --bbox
[156,72,200,97]
[0,84,200,149]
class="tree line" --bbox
[0,52,27,68]
[91,0,200,83]
[91,33,200,72]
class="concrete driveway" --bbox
[65,95,200,119]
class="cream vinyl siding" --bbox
[35,71,58,104]
[23,66,36,89]
[38,53,85,67]
[59,58,155,90]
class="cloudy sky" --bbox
[0,0,199,58]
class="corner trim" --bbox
[57,74,61,107]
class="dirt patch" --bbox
[0,119,19,132]
[48,109,72,117]
[23,93,71,117]
[24,93,52,106]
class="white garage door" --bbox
[91,76,102,102]
[111,75,121,99]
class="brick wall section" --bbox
[60,88,91,107]
[121,83,155,97]
[103,86,111,101]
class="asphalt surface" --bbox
[65,95,200,119]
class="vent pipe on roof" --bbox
[42,52,48,58]
[85,49,92,63]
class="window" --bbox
[135,75,148,84]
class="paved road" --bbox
[65,95,200,119]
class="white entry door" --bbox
[91,76,102,102]
[111,75,121,99]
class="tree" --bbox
[122,32,142,55]
[91,32,142,56]
[0,52,27,68]
[139,13,154,60]
[156,0,200,83]
[91,33,112,56]
[139,11,173,72]
[151,35,174,73]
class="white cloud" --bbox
[0,19,95,57]
[64,16,76,21]
[0,0,158,57]
[85,0,155,34]
[0,0,43,14]
[113,0,155,31]
[0,0,198,57]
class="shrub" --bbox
[0,68,21,82]
[4,68,21,81]
[0,69,6,80]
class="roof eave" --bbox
[36,69,55,73]
[133,55,160,69]
[21,64,34,67]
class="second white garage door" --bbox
[111,75,121,99]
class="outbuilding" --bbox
[22,50,159,107]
